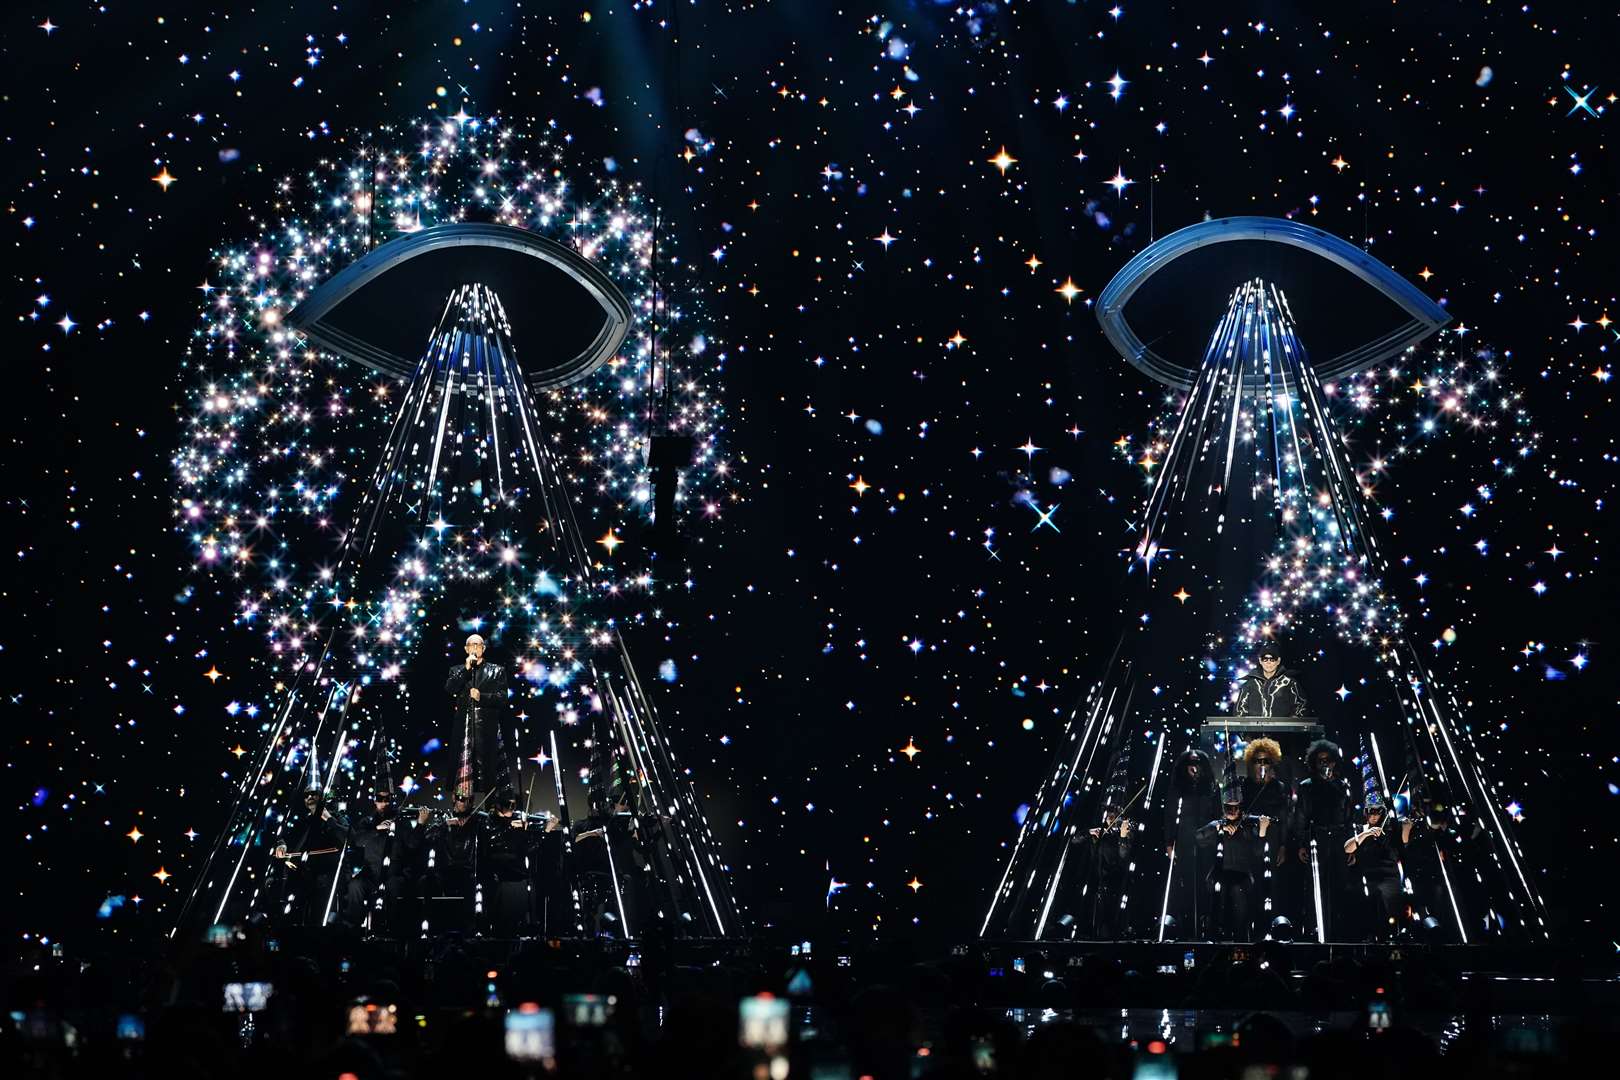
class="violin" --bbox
[271,845,340,870]
[1088,816,1133,840]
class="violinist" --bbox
[418,792,482,931]
[1196,786,1274,941]
[481,790,557,935]
[1345,792,1410,940]
[1073,797,1133,939]
[271,788,350,927]
[348,786,417,934]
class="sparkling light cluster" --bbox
[172,116,728,693]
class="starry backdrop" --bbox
[3,1,1614,947]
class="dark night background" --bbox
[3,2,1614,948]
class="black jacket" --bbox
[1163,749,1221,849]
[1196,815,1269,878]
[1348,823,1402,878]
[1294,776,1354,840]
[425,813,482,871]
[353,807,418,879]
[285,805,349,855]
[1075,825,1133,885]
[1233,669,1309,718]
[1164,787,1221,850]
[445,659,509,714]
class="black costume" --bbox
[1398,804,1474,942]
[1162,749,1220,938]
[1232,667,1310,718]
[1196,808,1271,941]
[1237,739,1290,821]
[1293,739,1353,941]
[1237,738,1291,923]
[347,798,419,934]
[445,657,512,796]
[1347,804,1407,940]
[1072,814,1133,939]
[275,796,350,927]
[481,805,547,936]
[420,807,483,932]
[572,810,648,939]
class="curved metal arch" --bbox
[286,221,634,391]
[1096,216,1451,390]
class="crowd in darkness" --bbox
[2,927,1601,1079]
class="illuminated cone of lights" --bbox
[981,219,1543,943]
[179,224,742,939]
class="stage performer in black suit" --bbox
[1162,748,1220,938]
[445,632,512,798]
[1345,792,1409,941]
[272,788,351,927]
[1196,786,1275,942]
[1294,739,1353,941]
[1073,798,1133,939]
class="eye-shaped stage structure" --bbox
[1096,215,1451,390]
[287,221,633,390]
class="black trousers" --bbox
[346,867,412,933]
[1090,882,1126,940]
[1301,834,1345,941]
[1365,872,1404,940]
[1210,871,1254,942]
[1166,840,1211,938]
[420,864,478,933]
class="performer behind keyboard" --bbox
[1232,640,1309,718]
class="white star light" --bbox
[1107,72,1128,101]
[1107,168,1133,195]
[57,314,77,334]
